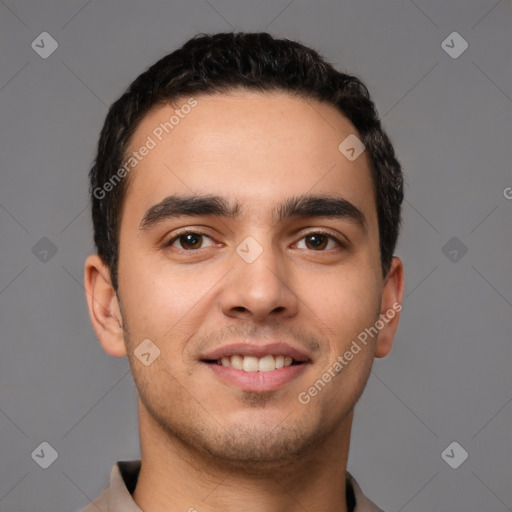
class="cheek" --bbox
[302,266,382,364]
[118,256,219,344]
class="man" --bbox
[83,31,404,512]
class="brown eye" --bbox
[166,232,214,251]
[296,232,343,251]
[179,233,203,250]
[305,234,328,250]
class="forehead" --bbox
[122,90,376,226]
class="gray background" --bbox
[1,1,511,511]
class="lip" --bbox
[200,342,311,362]
[205,361,309,392]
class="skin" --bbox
[84,90,404,512]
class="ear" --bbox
[375,256,404,358]
[84,254,127,357]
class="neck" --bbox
[132,399,353,512]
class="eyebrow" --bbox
[138,193,368,233]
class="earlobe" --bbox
[84,254,127,358]
[375,256,405,358]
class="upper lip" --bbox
[201,342,311,362]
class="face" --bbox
[86,90,403,468]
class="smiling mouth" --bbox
[203,354,305,373]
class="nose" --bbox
[219,239,299,323]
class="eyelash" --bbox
[163,229,346,252]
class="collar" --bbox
[82,459,385,512]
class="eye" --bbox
[165,231,214,251]
[163,230,345,252]
[295,232,344,251]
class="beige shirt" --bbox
[80,460,385,512]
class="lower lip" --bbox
[205,362,309,392]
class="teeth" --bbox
[258,355,275,372]
[217,354,297,372]
[231,355,243,370]
[242,356,259,372]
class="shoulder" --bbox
[76,460,142,512]
[77,487,109,512]
[346,470,387,512]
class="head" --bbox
[90,32,403,292]
[85,32,404,470]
